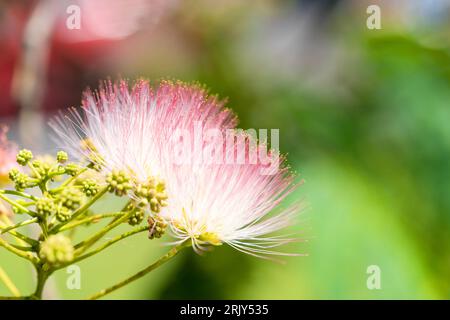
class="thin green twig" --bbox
[0,221,37,247]
[0,237,38,264]
[0,192,37,217]
[88,241,190,300]
[50,186,109,233]
[0,190,38,201]
[74,210,134,254]
[1,217,38,234]
[57,212,125,233]
[0,266,20,297]
[57,225,148,269]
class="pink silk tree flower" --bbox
[0,125,18,186]
[159,129,303,259]
[51,79,302,259]
[50,79,237,186]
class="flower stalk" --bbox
[88,240,191,300]
[0,266,20,297]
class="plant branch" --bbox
[88,241,190,300]
[0,190,38,201]
[50,186,109,233]
[57,212,125,233]
[0,237,38,264]
[32,266,50,300]
[0,266,20,297]
[0,225,36,248]
[57,225,148,269]
[0,192,37,217]
[1,217,38,234]
[74,210,134,254]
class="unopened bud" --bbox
[16,149,33,166]
[39,235,74,265]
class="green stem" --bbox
[88,241,190,300]
[0,237,38,263]
[39,216,49,240]
[0,192,37,217]
[0,266,20,297]
[50,186,109,233]
[32,266,50,300]
[0,222,37,247]
[0,190,38,201]
[10,244,34,251]
[74,210,134,254]
[49,167,89,195]
[1,217,38,234]
[57,225,148,269]
[57,212,125,233]
[107,200,132,226]
[62,168,88,187]
[5,231,37,247]
[28,163,42,180]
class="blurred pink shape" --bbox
[54,0,174,43]
[0,125,17,184]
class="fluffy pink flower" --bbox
[50,79,236,183]
[51,79,302,258]
[160,131,302,258]
[0,125,17,185]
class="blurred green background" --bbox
[1,0,450,299]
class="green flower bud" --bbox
[135,178,168,213]
[36,197,57,217]
[30,160,51,178]
[128,208,145,226]
[39,235,74,265]
[148,215,167,239]
[81,179,99,197]
[56,151,68,164]
[9,169,32,191]
[8,168,20,182]
[57,188,83,210]
[56,206,72,222]
[65,163,81,176]
[106,170,132,197]
[16,149,33,166]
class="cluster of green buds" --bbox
[135,177,168,213]
[65,163,82,176]
[16,149,33,166]
[106,170,132,197]
[8,150,80,192]
[8,168,34,191]
[0,145,178,300]
[127,205,146,226]
[81,179,100,197]
[56,188,84,211]
[36,197,57,217]
[39,234,74,265]
[4,151,106,236]
[148,215,168,239]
